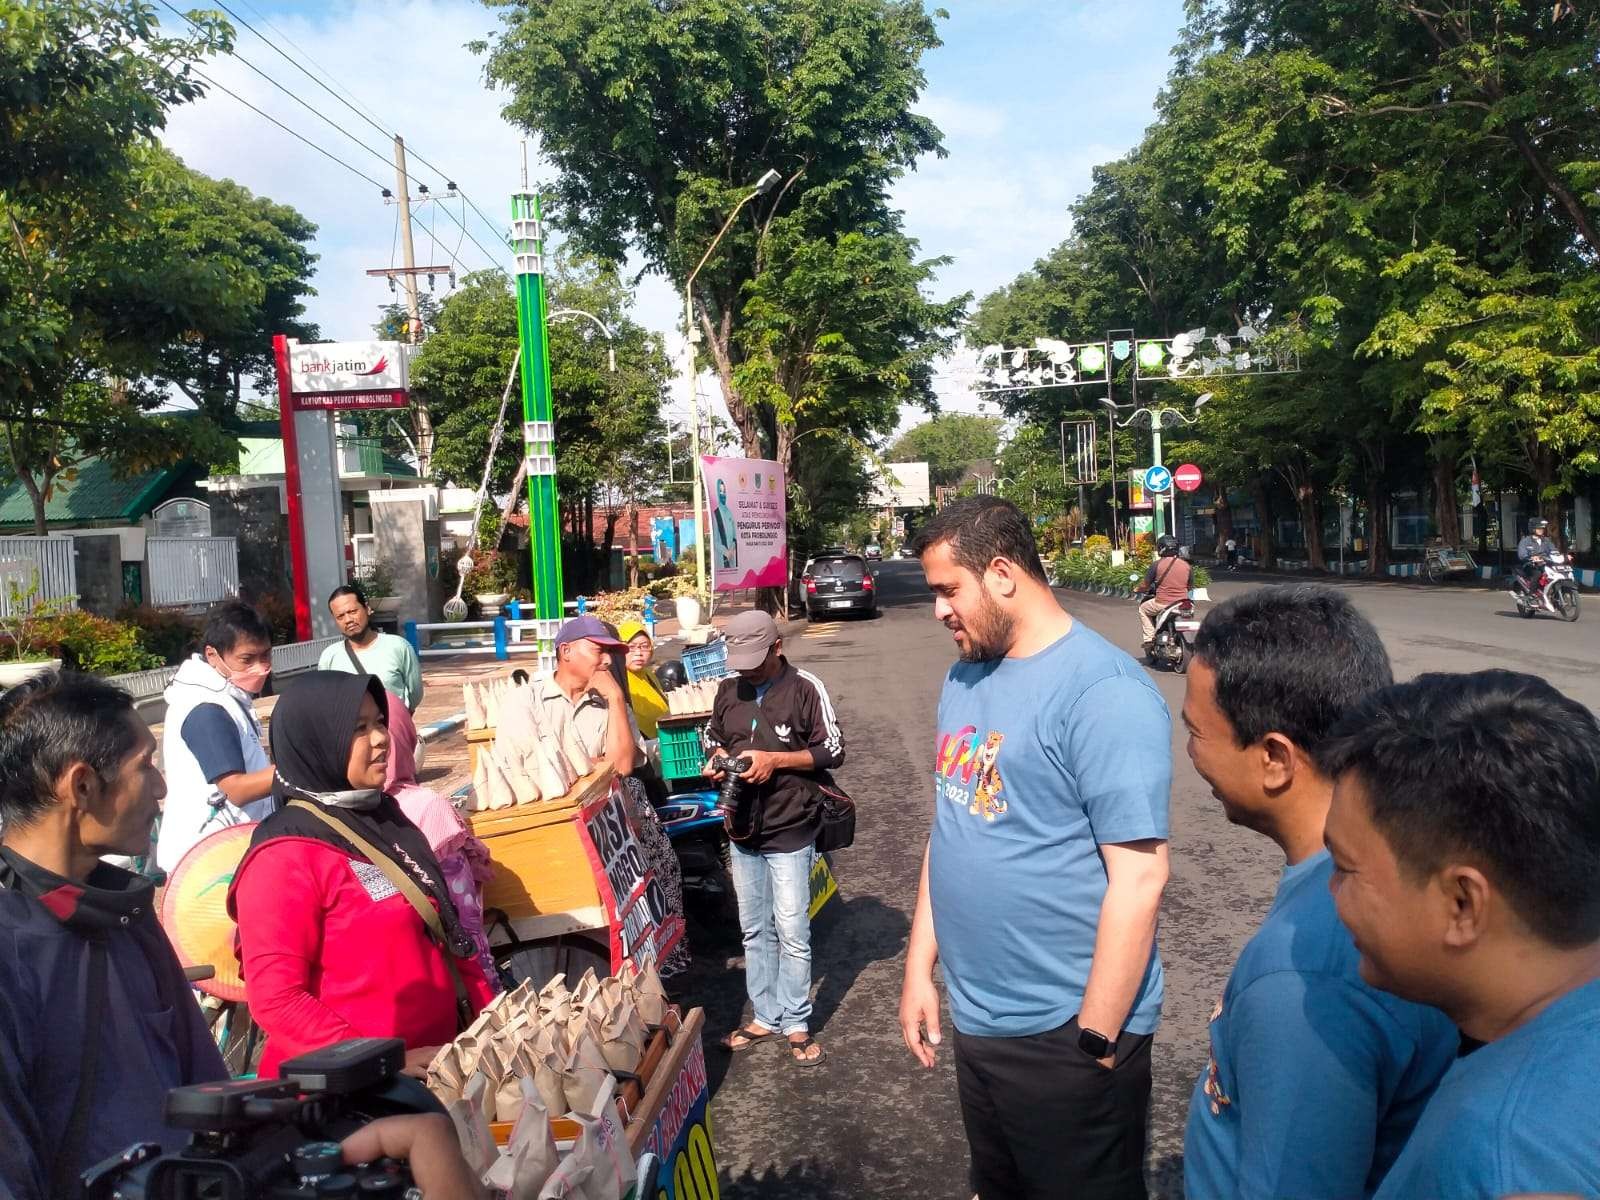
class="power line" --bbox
[157,1,514,268]
[203,0,514,252]
[188,66,388,193]
[231,0,392,133]
[157,0,396,177]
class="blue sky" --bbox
[160,0,1188,426]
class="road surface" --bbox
[683,561,1596,1198]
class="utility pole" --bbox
[392,136,433,479]
[370,143,455,478]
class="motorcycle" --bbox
[1510,552,1581,622]
[1133,575,1201,673]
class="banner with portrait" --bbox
[699,456,788,591]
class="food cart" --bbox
[469,764,685,976]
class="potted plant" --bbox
[359,559,402,614]
[0,582,66,689]
[467,553,517,615]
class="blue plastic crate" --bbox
[682,638,730,682]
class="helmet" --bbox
[1156,534,1180,557]
[1532,518,1550,532]
[655,659,688,692]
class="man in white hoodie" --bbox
[155,601,277,875]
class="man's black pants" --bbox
[954,1016,1153,1200]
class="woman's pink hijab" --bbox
[384,692,421,791]
[383,691,461,853]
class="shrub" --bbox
[118,605,200,665]
[31,608,163,675]
[247,592,297,645]
[1193,565,1212,588]
[1084,534,1112,562]
[465,552,518,595]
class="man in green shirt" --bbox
[317,583,424,711]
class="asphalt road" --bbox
[678,561,1600,1199]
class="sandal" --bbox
[720,1024,778,1052]
[786,1034,825,1066]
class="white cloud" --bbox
[157,0,1182,444]
[161,0,532,342]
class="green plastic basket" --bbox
[657,718,709,782]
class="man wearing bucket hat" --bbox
[703,611,845,1067]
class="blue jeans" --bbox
[729,840,814,1035]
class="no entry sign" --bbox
[1174,463,1204,493]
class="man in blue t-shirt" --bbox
[1180,586,1456,1199]
[1318,669,1600,1198]
[901,497,1171,1200]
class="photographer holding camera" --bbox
[703,611,845,1067]
[0,672,227,1200]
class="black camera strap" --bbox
[53,937,108,1200]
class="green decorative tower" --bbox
[510,190,564,638]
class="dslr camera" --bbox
[82,1037,441,1199]
[711,754,757,839]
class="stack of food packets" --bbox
[664,678,719,716]
[431,963,667,1198]
[467,676,596,812]
[465,676,524,732]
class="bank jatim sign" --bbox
[285,339,410,410]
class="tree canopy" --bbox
[404,260,674,591]
[886,414,1003,488]
[479,0,965,554]
[0,0,318,531]
[969,0,1600,565]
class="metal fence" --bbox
[0,536,78,616]
[146,537,240,608]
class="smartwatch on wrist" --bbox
[1077,1025,1113,1059]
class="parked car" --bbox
[802,553,877,620]
[864,543,882,560]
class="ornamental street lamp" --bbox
[1106,392,1210,537]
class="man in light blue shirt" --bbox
[901,497,1170,1199]
[1181,586,1455,1199]
[1318,669,1600,1199]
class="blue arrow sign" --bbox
[1144,465,1173,494]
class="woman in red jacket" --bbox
[229,672,493,1077]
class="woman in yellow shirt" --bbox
[617,620,669,738]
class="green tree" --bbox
[886,414,1003,489]
[141,151,320,426]
[479,0,964,548]
[407,261,673,593]
[0,1,248,532]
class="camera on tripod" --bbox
[82,1038,441,1199]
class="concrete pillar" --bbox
[293,409,344,639]
[1574,496,1592,553]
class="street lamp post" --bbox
[1106,393,1209,538]
[548,308,618,373]
[682,168,783,609]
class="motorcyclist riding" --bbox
[1516,519,1557,593]
[1136,534,1192,655]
